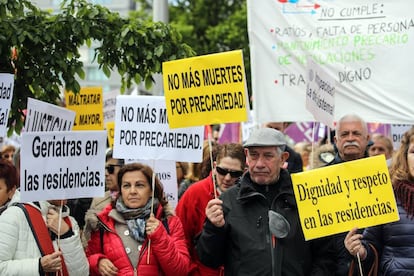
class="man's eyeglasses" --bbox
[215,166,243,178]
[105,164,122,174]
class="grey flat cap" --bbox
[244,128,286,148]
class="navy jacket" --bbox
[361,202,414,275]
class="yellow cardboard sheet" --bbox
[291,155,399,240]
[163,50,249,128]
[65,87,104,130]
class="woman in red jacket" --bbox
[176,143,246,276]
[86,163,190,276]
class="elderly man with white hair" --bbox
[197,127,334,275]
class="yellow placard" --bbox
[65,87,104,130]
[291,155,399,240]
[162,50,249,129]
[106,121,114,149]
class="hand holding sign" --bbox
[205,198,225,227]
[291,155,399,240]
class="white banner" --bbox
[113,95,204,162]
[247,1,414,124]
[20,131,107,202]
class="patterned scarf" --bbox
[115,197,159,242]
[394,180,414,219]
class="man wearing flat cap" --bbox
[197,128,334,276]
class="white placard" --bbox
[306,59,336,128]
[0,74,14,137]
[390,124,412,150]
[113,95,204,162]
[20,131,107,202]
[103,90,119,124]
[24,98,75,132]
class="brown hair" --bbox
[216,143,246,169]
[116,163,168,207]
[0,159,19,192]
[390,127,414,183]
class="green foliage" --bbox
[0,0,195,134]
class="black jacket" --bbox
[197,169,334,276]
[361,202,414,275]
[285,146,303,173]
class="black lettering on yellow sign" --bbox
[202,65,243,86]
[296,171,396,230]
[303,200,395,230]
[170,91,245,115]
[68,93,101,105]
[167,65,244,90]
[79,113,101,125]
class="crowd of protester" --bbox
[0,116,412,275]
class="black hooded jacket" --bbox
[197,169,334,276]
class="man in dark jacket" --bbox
[196,128,334,276]
[326,114,371,275]
[263,122,303,173]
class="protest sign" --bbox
[306,59,336,128]
[163,50,249,128]
[113,95,204,162]
[248,1,414,124]
[24,98,75,132]
[291,155,399,240]
[126,159,178,209]
[65,87,104,130]
[390,124,412,150]
[0,74,14,137]
[103,89,118,124]
[20,130,107,202]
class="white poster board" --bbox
[390,124,412,150]
[113,95,204,162]
[126,159,178,209]
[103,89,119,124]
[24,98,75,132]
[306,59,336,128]
[20,131,107,202]
[0,74,14,137]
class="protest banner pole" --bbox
[357,253,363,276]
[311,122,316,169]
[208,132,217,198]
[58,200,64,276]
[148,161,156,264]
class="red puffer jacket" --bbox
[86,204,190,276]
